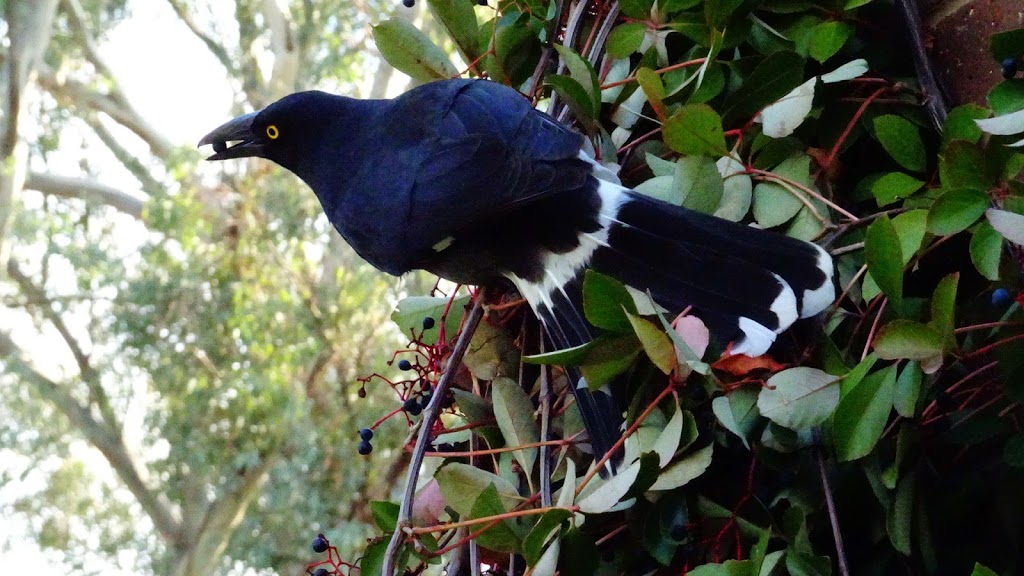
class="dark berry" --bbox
[398,359,413,371]
[478,0,487,5]
[402,0,415,7]
[1002,57,1019,79]
[992,288,1012,307]
[403,397,419,412]
[669,524,687,541]
[421,391,433,405]
[312,534,329,553]
[313,568,330,576]
[358,440,373,455]
[421,383,432,393]
[441,393,455,409]
[357,387,367,398]
[422,316,435,330]
[359,427,374,441]
[212,141,227,154]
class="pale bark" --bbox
[25,171,145,219]
[0,0,60,276]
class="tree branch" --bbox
[165,0,237,77]
[36,67,175,159]
[173,452,281,576]
[382,296,486,576]
[83,113,163,197]
[24,171,144,219]
[61,0,127,107]
[0,330,184,547]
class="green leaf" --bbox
[972,563,1001,576]
[716,157,753,221]
[677,155,725,214]
[651,400,685,467]
[391,295,470,345]
[942,104,990,147]
[1004,432,1024,468]
[753,153,813,228]
[577,458,641,513]
[488,18,542,86]
[470,484,522,553]
[620,0,655,18]
[663,104,728,156]
[887,470,914,554]
[988,79,1024,116]
[927,188,990,235]
[970,221,1003,280]
[607,22,646,58]
[434,463,520,518]
[492,377,540,475]
[891,209,928,265]
[871,172,924,207]
[546,75,597,121]
[427,0,480,64]
[625,311,677,374]
[840,353,878,398]
[940,141,994,189]
[373,19,459,82]
[757,367,841,430]
[554,44,600,116]
[928,273,958,352]
[873,320,944,360]
[990,29,1024,61]
[873,115,926,172]
[359,540,389,576]
[865,215,904,309]
[893,362,922,418]
[583,270,638,332]
[579,337,643,390]
[370,500,400,532]
[833,364,897,461]
[705,0,745,28]
[523,509,572,566]
[808,21,853,62]
[712,386,761,449]
[649,443,714,491]
[723,51,805,125]
[688,559,756,576]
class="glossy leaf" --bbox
[391,295,469,345]
[492,377,539,475]
[834,364,897,461]
[874,320,945,360]
[648,443,714,491]
[577,459,641,514]
[871,172,924,207]
[523,509,572,565]
[865,215,904,309]
[427,0,480,64]
[873,114,926,172]
[607,22,646,58]
[677,155,725,214]
[722,51,805,125]
[808,21,853,62]
[970,221,1003,280]
[663,104,728,156]
[927,188,990,236]
[583,270,638,332]
[470,484,522,553]
[435,463,519,518]
[987,208,1024,246]
[757,367,841,430]
[373,19,459,82]
[625,311,677,374]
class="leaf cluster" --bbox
[365,4,1024,575]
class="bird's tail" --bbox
[514,175,835,472]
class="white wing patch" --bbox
[507,179,628,318]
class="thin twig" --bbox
[381,297,486,576]
[539,328,553,508]
[816,448,849,576]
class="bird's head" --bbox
[199,90,348,175]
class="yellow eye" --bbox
[266,125,280,140]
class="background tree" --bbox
[0,1,437,574]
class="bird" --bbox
[199,78,835,467]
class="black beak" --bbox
[198,111,266,160]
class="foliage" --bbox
[355,2,1024,575]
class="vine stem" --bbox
[381,296,486,576]
[816,448,850,576]
[407,505,579,535]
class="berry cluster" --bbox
[1002,56,1022,79]
[353,301,462,457]
[306,534,357,576]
